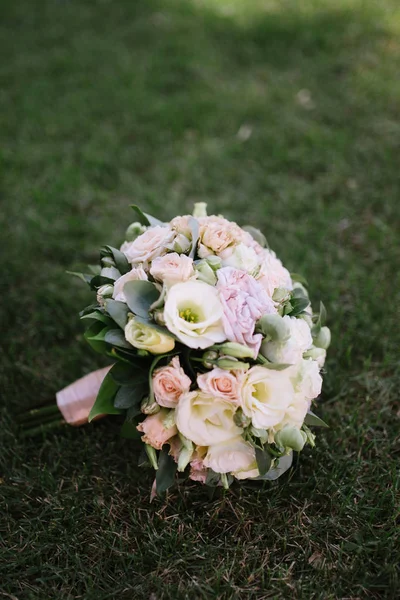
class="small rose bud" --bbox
[195,260,217,286]
[313,326,331,350]
[275,426,307,452]
[125,222,147,242]
[145,444,158,470]
[215,342,255,359]
[96,284,114,305]
[217,358,250,371]
[192,202,208,218]
[202,350,218,368]
[141,396,161,415]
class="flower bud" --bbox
[250,427,269,444]
[202,350,218,368]
[217,358,250,371]
[303,346,326,368]
[141,396,161,415]
[145,444,158,470]
[313,326,331,350]
[125,222,147,242]
[205,255,222,271]
[272,287,291,304]
[125,317,175,354]
[275,426,307,452]
[96,284,114,306]
[215,342,255,359]
[233,408,251,428]
[192,202,207,218]
[177,434,194,472]
[173,233,191,254]
[162,409,176,430]
[195,260,217,286]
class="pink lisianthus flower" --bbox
[216,267,276,356]
[136,409,177,449]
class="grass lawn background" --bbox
[1,0,399,597]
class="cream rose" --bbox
[175,390,242,446]
[219,243,259,274]
[125,317,175,354]
[198,216,237,257]
[153,356,192,408]
[122,226,175,265]
[204,437,259,479]
[261,316,313,364]
[197,368,243,404]
[240,365,296,430]
[256,249,293,297]
[137,409,177,449]
[112,267,148,303]
[163,281,225,349]
[150,253,196,287]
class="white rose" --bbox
[150,253,196,287]
[175,390,242,446]
[204,437,259,479]
[256,249,293,297]
[261,316,312,364]
[122,226,175,265]
[219,243,259,274]
[240,365,296,430]
[163,281,225,349]
[112,267,148,303]
[124,317,175,354]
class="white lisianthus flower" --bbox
[150,253,196,287]
[261,316,313,364]
[112,267,148,303]
[256,249,293,297]
[304,346,327,368]
[175,391,242,446]
[204,437,259,479]
[124,317,175,354]
[122,226,175,265]
[291,358,322,402]
[240,365,296,430]
[163,281,225,349]
[219,243,259,274]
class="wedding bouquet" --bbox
[24,203,331,496]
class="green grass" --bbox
[1,0,400,597]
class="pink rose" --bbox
[112,267,148,302]
[136,409,177,449]
[150,253,196,287]
[198,216,237,256]
[216,267,276,356]
[122,226,175,265]
[153,356,192,408]
[197,368,243,404]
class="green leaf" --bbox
[286,296,310,317]
[312,302,327,336]
[113,382,147,409]
[89,275,115,290]
[109,361,148,386]
[88,371,122,422]
[100,246,130,275]
[123,280,160,318]
[104,299,130,329]
[242,225,267,247]
[205,469,221,487]
[291,272,308,287]
[255,446,272,476]
[156,447,178,495]
[105,329,133,349]
[84,322,109,354]
[80,311,114,326]
[87,264,102,275]
[130,204,164,227]
[66,271,93,285]
[188,216,199,259]
[304,411,329,428]
[120,420,141,439]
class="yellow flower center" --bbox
[179,308,199,323]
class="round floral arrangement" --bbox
[73,203,331,495]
